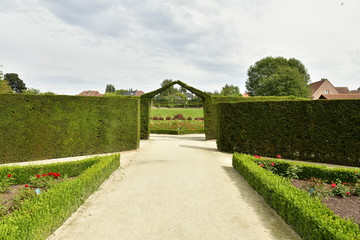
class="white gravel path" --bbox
[47,134,300,240]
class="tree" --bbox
[358,87,360,90]
[246,56,311,97]
[22,88,41,95]
[105,84,115,93]
[220,84,241,96]
[0,80,13,94]
[4,73,27,93]
[114,89,128,95]
[256,66,311,97]
[160,79,178,97]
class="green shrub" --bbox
[217,100,360,166]
[0,154,120,240]
[0,95,140,163]
[150,129,205,135]
[233,153,360,240]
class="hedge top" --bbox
[141,80,211,100]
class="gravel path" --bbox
[47,134,300,240]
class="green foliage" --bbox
[256,66,311,97]
[4,73,27,93]
[207,95,307,140]
[246,56,311,97]
[217,100,360,166]
[220,84,241,96]
[0,94,140,163]
[0,154,120,240]
[150,108,203,118]
[114,89,128,95]
[0,80,13,94]
[0,174,15,193]
[150,129,205,135]
[159,79,178,97]
[232,153,360,240]
[105,84,115,93]
[22,88,41,95]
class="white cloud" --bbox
[0,0,359,95]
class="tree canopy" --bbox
[160,79,178,96]
[220,84,241,96]
[4,73,27,93]
[245,56,311,97]
[105,84,115,93]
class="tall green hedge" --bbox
[207,96,308,140]
[0,95,140,163]
[217,100,360,166]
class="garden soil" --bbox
[47,134,300,240]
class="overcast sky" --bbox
[0,0,359,95]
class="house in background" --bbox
[319,94,360,99]
[309,78,339,99]
[78,90,103,96]
[122,90,145,96]
[309,78,360,99]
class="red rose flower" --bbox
[42,174,47,177]
[259,164,264,167]
[346,192,350,195]
[36,174,41,178]
[7,174,12,178]
[276,155,282,159]
[331,183,337,188]
[24,184,29,187]
[271,162,275,166]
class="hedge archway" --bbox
[140,80,215,140]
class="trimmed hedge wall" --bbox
[0,154,120,240]
[150,129,205,135]
[0,95,140,164]
[207,96,308,140]
[217,100,360,167]
[233,153,360,240]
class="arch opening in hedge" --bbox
[140,80,213,139]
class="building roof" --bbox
[309,78,328,94]
[122,90,145,96]
[350,90,360,94]
[335,87,350,94]
[319,94,360,99]
[78,90,103,96]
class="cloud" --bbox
[0,0,359,94]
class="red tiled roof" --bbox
[350,90,360,94]
[319,94,360,99]
[309,79,326,93]
[78,91,103,96]
[134,91,145,96]
[335,87,350,94]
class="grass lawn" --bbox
[150,107,204,118]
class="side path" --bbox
[48,134,300,240]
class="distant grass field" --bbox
[150,108,204,118]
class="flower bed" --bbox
[150,115,204,135]
[232,153,360,240]
[0,154,120,239]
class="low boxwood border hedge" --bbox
[232,153,360,240]
[0,154,120,239]
[150,129,205,135]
